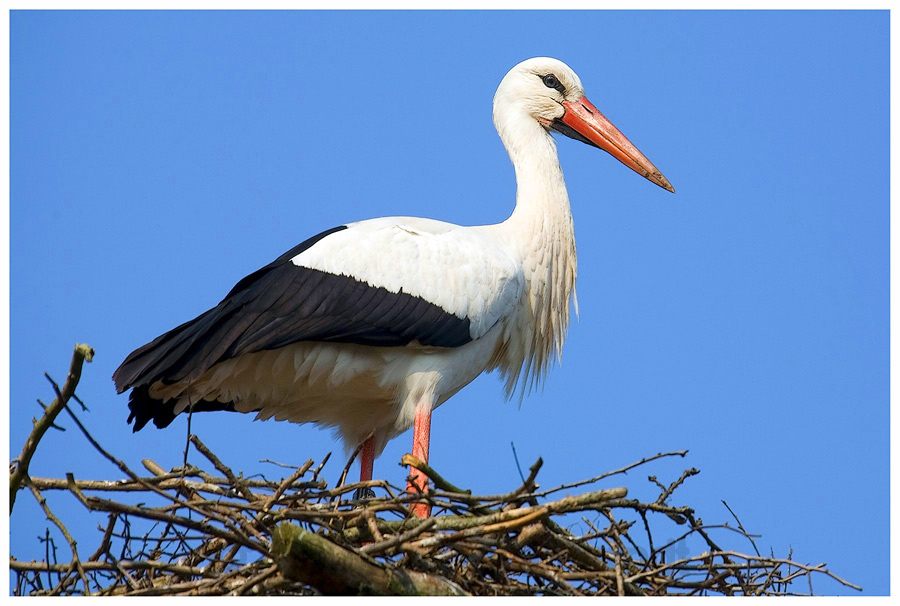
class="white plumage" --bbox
[290,217,524,342]
[114,57,673,514]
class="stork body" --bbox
[113,58,673,515]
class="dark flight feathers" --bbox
[113,225,473,412]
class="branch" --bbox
[401,454,470,494]
[341,487,628,543]
[10,343,94,512]
[535,450,688,499]
[271,523,467,595]
[9,365,858,599]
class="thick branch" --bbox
[271,523,467,595]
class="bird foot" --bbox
[353,486,376,501]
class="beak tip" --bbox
[651,172,675,194]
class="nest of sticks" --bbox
[10,345,861,596]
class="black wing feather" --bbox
[113,224,472,394]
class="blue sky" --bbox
[9,10,889,595]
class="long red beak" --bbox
[556,96,675,193]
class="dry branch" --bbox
[10,343,93,512]
[271,523,466,595]
[10,346,862,596]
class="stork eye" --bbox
[541,74,565,93]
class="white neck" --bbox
[498,113,568,224]
[491,109,579,397]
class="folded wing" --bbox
[113,219,523,395]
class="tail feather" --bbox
[113,300,254,393]
[126,383,246,432]
[112,309,217,392]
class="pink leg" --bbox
[357,437,377,545]
[359,436,375,482]
[407,399,432,518]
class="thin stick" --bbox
[189,435,256,502]
[27,481,90,594]
[722,499,761,557]
[535,450,689,499]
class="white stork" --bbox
[113,57,674,517]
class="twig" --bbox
[360,517,436,556]
[311,451,331,483]
[259,460,314,519]
[510,442,526,483]
[189,435,256,502]
[401,454,471,494]
[534,450,689,498]
[59,401,255,549]
[337,433,372,492]
[654,467,699,508]
[9,370,859,599]
[722,500,760,557]
[35,399,66,431]
[26,481,90,594]
[229,563,279,596]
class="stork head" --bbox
[493,57,674,193]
